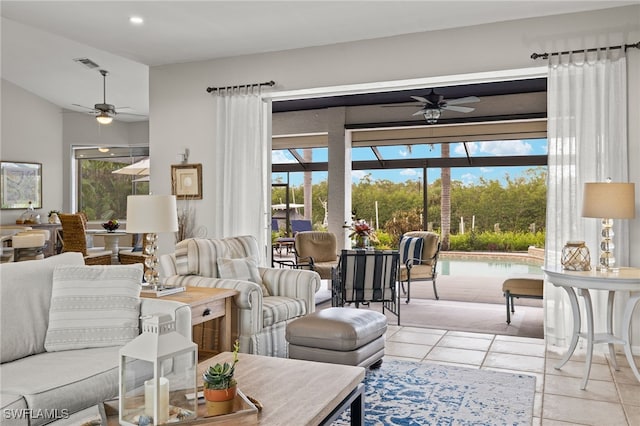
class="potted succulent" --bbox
[202,340,240,416]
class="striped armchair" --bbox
[160,235,320,358]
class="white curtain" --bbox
[212,86,271,264]
[545,49,629,346]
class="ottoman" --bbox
[286,307,387,368]
[502,276,544,324]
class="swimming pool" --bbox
[437,258,543,277]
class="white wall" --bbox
[1,79,63,224]
[150,5,640,254]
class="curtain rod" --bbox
[206,80,275,93]
[531,41,640,60]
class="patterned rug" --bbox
[333,359,535,426]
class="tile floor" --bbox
[383,325,640,425]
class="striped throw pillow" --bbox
[217,257,270,296]
[399,236,423,265]
[45,264,142,352]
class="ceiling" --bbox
[1,1,635,122]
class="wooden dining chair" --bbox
[58,214,112,265]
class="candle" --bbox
[144,377,169,423]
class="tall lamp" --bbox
[582,180,636,271]
[126,195,178,289]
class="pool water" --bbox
[437,258,543,277]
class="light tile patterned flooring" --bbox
[383,325,640,425]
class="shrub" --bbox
[449,231,545,251]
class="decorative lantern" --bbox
[561,241,591,271]
[119,314,198,425]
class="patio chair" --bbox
[58,214,112,265]
[399,231,441,302]
[331,249,401,325]
[293,231,339,279]
[274,219,313,255]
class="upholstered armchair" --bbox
[159,235,320,358]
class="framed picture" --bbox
[1,161,43,209]
[171,163,202,200]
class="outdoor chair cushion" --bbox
[399,236,424,265]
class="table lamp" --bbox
[581,180,635,271]
[126,195,178,289]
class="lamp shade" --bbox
[126,195,178,233]
[582,182,636,219]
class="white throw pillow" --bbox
[44,264,143,352]
[217,257,270,296]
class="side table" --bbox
[141,286,238,356]
[543,266,640,389]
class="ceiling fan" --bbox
[73,69,144,124]
[403,89,480,124]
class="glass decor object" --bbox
[561,241,591,271]
[119,314,198,426]
[582,180,636,271]
[126,195,179,290]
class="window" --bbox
[74,146,149,221]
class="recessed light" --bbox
[129,16,144,25]
[98,147,110,153]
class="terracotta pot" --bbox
[204,385,237,416]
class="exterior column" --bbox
[327,107,351,250]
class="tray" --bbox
[101,389,258,425]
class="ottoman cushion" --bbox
[502,277,544,297]
[286,307,387,352]
[289,335,385,366]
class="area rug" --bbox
[333,359,535,426]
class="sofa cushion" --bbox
[218,257,270,296]
[174,236,261,277]
[0,252,85,363]
[0,347,121,426]
[44,264,142,352]
[262,296,307,327]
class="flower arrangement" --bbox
[349,219,374,238]
[101,219,120,232]
[349,220,377,248]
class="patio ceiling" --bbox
[272,78,548,173]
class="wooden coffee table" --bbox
[101,352,365,425]
[198,352,366,425]
[141,286,237,354]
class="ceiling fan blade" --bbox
[117,112,148,117]
[411,96,432,104]
[412,109,428,116]
[72,103,98,112]
[446,96,480,105]
[442,105,475,113]
[381,103,423,108]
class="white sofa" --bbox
[0,252,192,426]
[160,235,320,358]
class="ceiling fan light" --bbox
[423,108,441,124]
[96,112,113,125]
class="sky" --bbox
[273,138,548,187]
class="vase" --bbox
[355,235,368,248]
[204,385,237,416]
